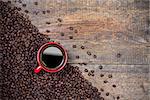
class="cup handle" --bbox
[34,66,42,73]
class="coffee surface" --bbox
[41,46,64,68]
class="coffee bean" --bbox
[104,80,108,83]
[72,45,76,48]
[46,10,50,14]
[76,55,79,59]
[93,55,97,58]
[117,96,120,99]
[112,84,116,88]
[46,22,51,24]
[99,65,103,69]
[100,88,104,92]
[108,74,112,78]
[46,30,50,33]
[84,69,88,72]
[57,18,62,22]
[34,2,38,5]
[81,46,85,49]
[100,74,104,77]
[106,92,109,96]
[42,11,46,14]
[69,27,73,30]
[24,10,29,13]
[69,36,73,39]
[87,51,91,56]
[60,32,64,36]
[116,53,121,58]
[74,29,78,33]
[22,4,26,7]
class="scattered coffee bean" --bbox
[74,29,78,33]
[72,45,76,48]
[69,27,74,30]
[46,22,51,24]
[100,74,104,77]
[106,92,109,96]
[60,32,64,36]
[46,30,50,33]
[76,55,79,59]
[84,69,88,72]
[104,80,108,83]
[99,65,103,69]
[100,88,104,92]
[24,10,29,13]
[108,74,112,78]
[87,51,91,56]
[116,53,121,58]
[117,96,120,99]
[34,2,38,5]
[57,18,62,22]
[42,11,46,14]
[93,55,97,58]
[81,46,85,49]
[90,70,94,73]
[22,4,26,7]
[112,84,116,88]
[69,36,73,39]
[47,10,50,13]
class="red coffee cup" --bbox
[34,42,68,73]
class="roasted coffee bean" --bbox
[69,26,73,30]
[46,22,51,24]
[112,84,116,88]
[0,1,102,99]
[108,74,112,78]
[84,69,88,72]
[87,51,91,56]
[46,30,50,33]
[104,80,108,83]
[93,55,97,58]
[69,36,73,39]
[72,45,76,48]
[99,65,103,69]
[117,96,120,99]
[116,53,121,58]
[90,70,94,73]
[60,32,64,36]
[47,10,50,13]
[100,74,104,77]
[106,92,109,96]
[22,4,26,7]
[76,55,80,59]
[34,2,38,5]
[81,46,85,49]
[57,18,62,22]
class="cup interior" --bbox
[39,44,66,70]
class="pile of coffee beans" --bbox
[0,1,102,99]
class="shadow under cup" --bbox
[34,42,68,73]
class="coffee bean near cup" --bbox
[34,42,68,73]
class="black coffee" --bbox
[41,46,64,69]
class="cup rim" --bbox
[37,42,68,73]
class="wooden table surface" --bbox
[6,0,150,100]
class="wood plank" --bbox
[71,64,149,100]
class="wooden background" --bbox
[5,0,150,100]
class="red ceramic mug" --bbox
[34,42,68,73]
